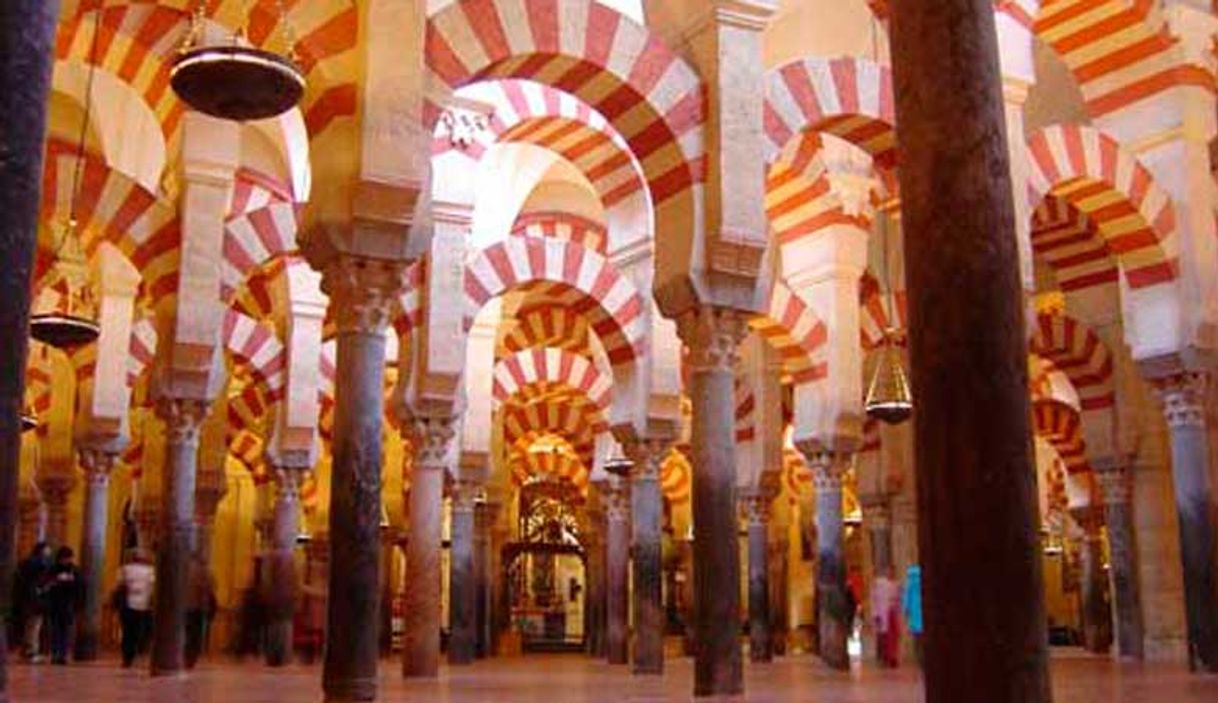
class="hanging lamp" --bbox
[20,411,39,434]
[30,14,102,350]
[171,0,305,122]
[864,211,913,425]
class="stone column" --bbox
[402,416,455,678]
[36,474,74,549]
[802,450,850,670]
[861,497,894,576]
[474,500,497,659]
[16,482,46,559]
[265,460,307,667]
[1072,506,1113,654]
[583,503,606,658]
[625,439,668,675]
[676,306,747,697]
[0,3,58,696]
[318,257,405,702]
[887,0,1051,698]
[74,448,116,661]
[448,480,479,665]
[742,490,773,663]
[768,529,789,656]
[603,478,631,665]
[1152,372,1218,671]
[151,397,209,676]
[1095,459,1143,659]
[193,471,228,575]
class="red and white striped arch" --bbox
[222,203,300,300]
[859,272,908,351]
[223,309,287,400]
[512,210,608,255]
[426,0,704,219]
[1032,195,1119,293]
[1029,312,1115,412]
[1032,399,1092,475]
[751,279,830,385]
[782,447,812,502]
[25,365,54,437]
[510,448,589,490]
[1026,124,1177,290]
[502,400,601,454]
[42,142,179,302]
[735,378,755,444]
[464,237,645,364]
[1033,0,1207,119]
[230,167,295,217]
[58,1,361,145]
[500,301,592,356]
[492,347,612,413]
[868,0,1039,26]
[127,313,158,389]
[660,447,691,504]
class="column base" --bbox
[265,620,293,667]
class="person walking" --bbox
[117,549,156,668]
[14,543,52,662]
[185,555,218,669]
[46,547,84,664]
[901,564,923,666]
[871,568,901,668]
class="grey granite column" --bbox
[448,481,478,665]
[151,397,208,676]
[402,417,455,678]
[626,439,668,675]
[802,450,850,670]
[1153,372,1218,671]
[888,0,1051,697]
[742,490,773,663]
[1072,506,1113,654]
[74,449,116,661]
[317,257,405,701]
[1095,459,1143,659]
[474,501,494,658]
[603,478,630,665]
[266,461,307,667]
[676,306,747,697]
[0,2,58,696]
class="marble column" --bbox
[402,417,455,679]
[318,257,404,702]
[194,470,228,570]
[448,481,479,665]
[0,3,58,696]
[474,500,496,659]
[36,474,74,549]
[1153,372,1218,671]
[627,440,667,675]
[1072,506,1113,654]
[151,397,209,676]
[862,498,894,576]
[887,0,1051,698]
[677,306,747,697]
[603,478,630,665]
[768,530,789,656]
[742,490,773,663]
[802,450,850,670]
[1095,460,1143,659]
[265,462,307,667]
[74,448,116,661]
[583,519,606,658]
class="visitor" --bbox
[185,555,218,669]
[871,568,901,668]
[116,549,155,668]
[46,546,84,665]
[14,542,52,662]
[901,564,923,666]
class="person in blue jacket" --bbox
[902,564,923,666]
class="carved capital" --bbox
[156,396,209,445]
[676,306,749,374]
[36,473,76,506]
[601,480,631,521]
[321,255,409,335]
[740,490,772,526]
[859,495,892,531]
[272,465,307,504]
[1153,371,1208,430]
[1070,505,1105,537]
[1093,462,1132,507]
[797,443,850,492]
[78,447,117,484]
[411,415,457,469]
[451,479,481,512]
[623,436,671,482]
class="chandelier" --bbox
[30,12,102,350]
[20,410,38,434]
[171,0,305,122]
[864,212,912,424]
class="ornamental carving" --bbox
[625,437,670,482]
[676,306,749,374]
[602,481,631,521]
[1154,371,1208,430]
[78,448,116,482]
[797,443,850,492]
[412,415,457,469]
[156,396,209,445]
[740,491,772,526]
[322,255,409,335]
[439,107,490,150]
[1093,463,1132,506]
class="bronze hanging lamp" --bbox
[864,212,913,424]
[171,0,305,122]
[20,410,39,433]
[30,14,101,350]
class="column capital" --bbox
[451,479,481,512]
[320,254,410,335]
[622,435,674,482]
[858,494,892,530]
[1092,460,1133,507]
[272,465,306,501]
[411,414,457,470]
[796,442,851,491]
[1152,371,1208,429]
[155,396,210,444]
[1070,505,1105,538]
[739,490,772,526]
[36,472,76,506]
[78,447,117,483]
[675,305,750,373]
[600,480,631,522]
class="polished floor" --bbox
[7,651,1218,702]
